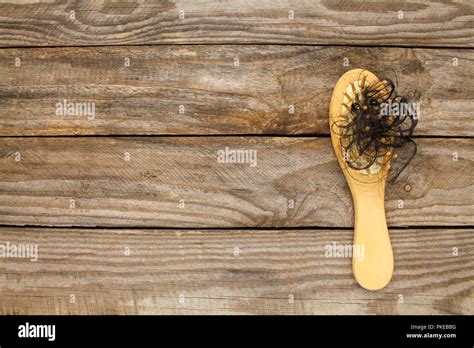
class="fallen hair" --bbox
[333,75,419,183]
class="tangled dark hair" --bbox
[333,74,418,183]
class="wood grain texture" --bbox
[0,1,472,317]
[0,227,472,315]
[1,45,473,136]
[0,137,472,228]
[0,0,473,48]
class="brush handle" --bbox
[352,188,394,290]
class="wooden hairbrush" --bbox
[329,68,394,291]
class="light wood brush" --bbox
[329,68,395,291]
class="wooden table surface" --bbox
[0,0,472,315]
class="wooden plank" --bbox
[0,137,472,228]
[0,45,473,136]
[0,0,473,48]
[0,227,472,315]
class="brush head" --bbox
[330,69,418,185]
[330,69,391,185]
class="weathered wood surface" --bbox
[0,0,472,318]
[0,45,473,136]
[0,137,472,228]
[0,227,472,315]
[0,0,473,48]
